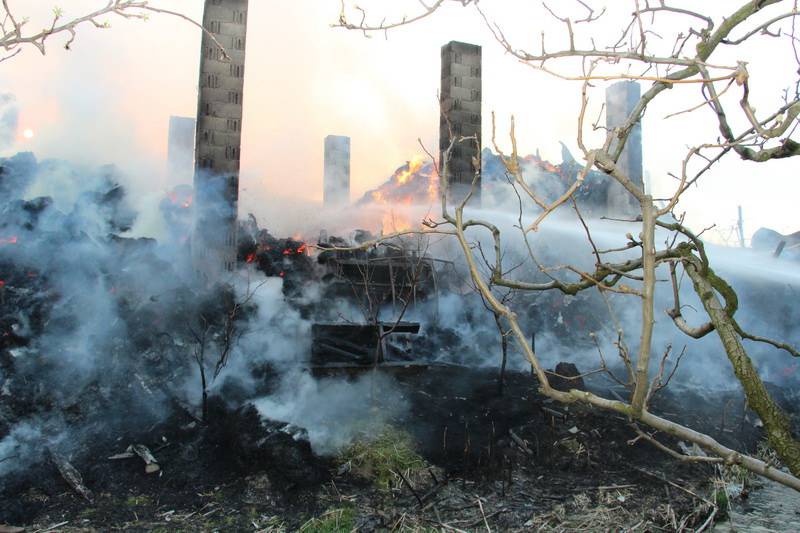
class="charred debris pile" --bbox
[0,153,797,530]
[0,154,322,520]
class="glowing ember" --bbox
[22,129,34,140]
[246,253,257,263]
[282,243,307,256]
[166,190,193,209]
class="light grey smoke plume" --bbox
[254,371,408,455]
[0,94,18,150]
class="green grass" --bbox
[299,507,356,533]
[124,494,153,507]
[338,427,427,491]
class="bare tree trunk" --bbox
[683,257,800,476]
[494,313,508,396]
[631,196,656,414]
[200,364,208,424]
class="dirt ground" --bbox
[2,366,783,532]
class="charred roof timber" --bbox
[439,41,482,207]
[192,0,249,283]
[324,135,351,208]
[317,236,444,312]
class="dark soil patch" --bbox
[2,366,782,531]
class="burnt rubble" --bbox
[0,155,322,521]
[2,152,800,530]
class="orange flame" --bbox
[246,253,257,263]
[382,211,414,233]
[427,168,439,202]
[395,155,426,185]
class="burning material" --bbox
[237,215,314,298]
[1,142,799,530]
[359,156,437,207]
[358,147,613,214]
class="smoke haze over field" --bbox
[3,0,800,489]
[2,1,800,242]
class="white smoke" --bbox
[254,370,408,455]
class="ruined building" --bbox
[439,41,482,206]
[323,135,351,207]
[605,81,643,216]
[192,0,249,281]
[167,115,196,182]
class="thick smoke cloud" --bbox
[0,150,416,481]
[348,145,800,398]
[403,207,800,392]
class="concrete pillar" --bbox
[167,116,195,182]
[439,41,482,206]
[192,0,249,283]
[605,81,643,217]
[323,135,351,207]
